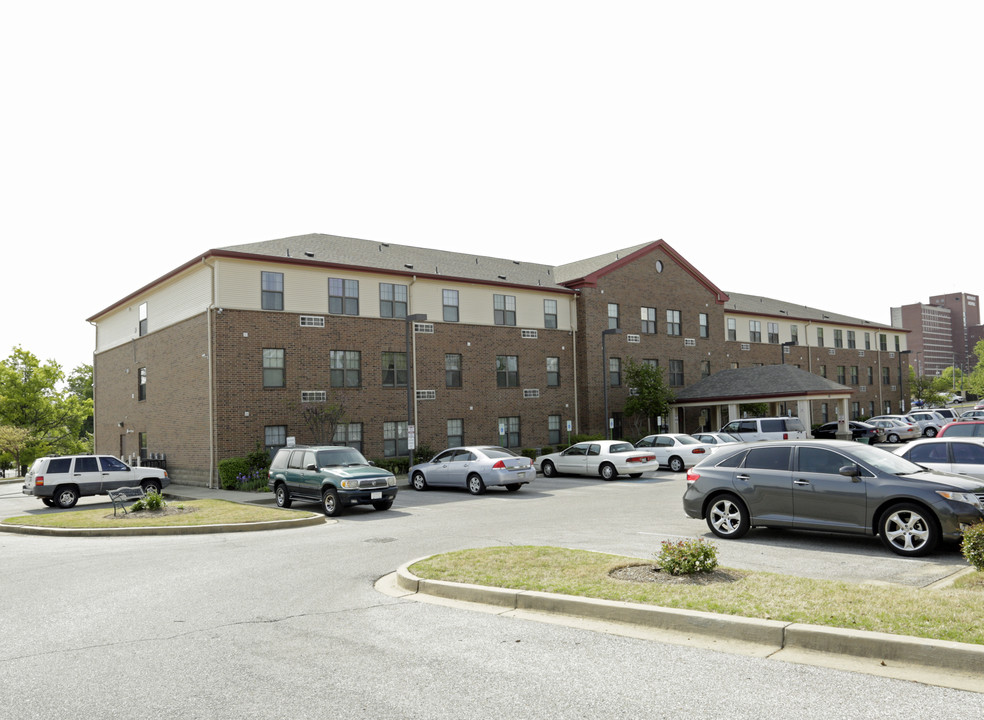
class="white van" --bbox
[719,416,808,441]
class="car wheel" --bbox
[925,428,938,437]
[53,486,79,509]
[599,463,617,481]
[888,433,900,443]
[505,483,522,492]
[41,498,55,507]
[669,456,685,473]
[321,488,343,517]
[467,474,486,495]
[879,503,938,557]
[541,461,557,478]
[706,493,750,539]
[372,499,394,511]
[141,479,162,495]
[411,471,428,491]
[275,483,292,508]
[628,473,642,479]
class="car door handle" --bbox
[794,479,810,486]
[736,474,750,482]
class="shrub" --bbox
[521,448,538,461]
[656,538,719,575]
[218,457,251,489]
[962,523,984,571]
[144,490,165,511]
[538,446,554,456]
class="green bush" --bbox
[962,523,984,571]
[570,433,605,444]
[521,448,538,461]
[656,538,719,575]
[375,457,409,476]
[538,446,554,456]
[218,457,251,489]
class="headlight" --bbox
[936,490,983,509]
[388,477,397,487]
[340,479,360,489]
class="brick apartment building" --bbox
[88,234,909,486]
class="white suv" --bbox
[905,410,947,437]
[22,455,169,508]
[719,416,808,441]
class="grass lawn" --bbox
[1,498,317,528]
[410,545,984,645]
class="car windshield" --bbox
[675,435,701,445]
[610,443,635,453]
[848,445,925,475]
[315,448,369,467]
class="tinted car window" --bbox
[288,451,305,469]
[47,458,72,473]
[100,456,129,471]
[610,443,634,453]
[433,450,456,462]
[453,451,477,462]
[944,424,984,437]
[587,445,601,456]
[744,447,791,471]
[316,448,367,466]
[75,457,99,472]
[798,447,849,475]
[952,443,984,464]
[270,450,290,469]
[715,449,748,468]
[784,418,806,432]
[908,444,948,463]
[564,445,586,456]
[483,448,520,458]
[760,420,784,433]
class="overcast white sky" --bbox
[3,2,982,374]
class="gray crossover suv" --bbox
[682,440,984,557]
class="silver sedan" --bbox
[534,440,658,480]
[409,446,534,495]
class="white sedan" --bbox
[534,440,658,480]
[635,433,713,472]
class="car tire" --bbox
[599,463,617,481]
[541,461,557,478]
[321,488,343,517]
[53,486,79,509]
[411,471,428,491]
[706,493,750,539]
[41,497,55,507]
[925,428,938,437]
[141,479,162,495]
[467,474,486,495]
[505,483,522,492]
[888,433,900,443]
[668,456,685,473]
[372,499,394,511]
[275,483,292,508]
[879,503,938,557]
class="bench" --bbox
[108,486,148,516]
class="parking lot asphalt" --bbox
[4,474,983,692]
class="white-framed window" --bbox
[330,350,361,388]
[443,289,459,322]
[608,303,620,330]
[383,421,408,457]
[699,313,709,338]
[379,283,408,318]
[666,309,681,336]
[333,422,363,451]
[263,349,285,388]
[261,272,284,311]
[749,320,761,343]
[546,357,559,387]
[641,307,657,334]
[494,294,516,326]
[544,299,557,329]
[328,278,359,315]
[447,418,464,447]
[138,302,148,336]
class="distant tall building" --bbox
[892,292,981,377]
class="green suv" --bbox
[267,445,398,516]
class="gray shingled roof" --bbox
[724,291,893,330]
[553,242,654,283]
[673,364,852,403]
[219,233,562,289]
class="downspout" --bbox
[88,320,98,452]
[571,293,579,434]
[203,257,217,489]
[409,275,419,432]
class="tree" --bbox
[622,359,674,437]
[0,425,31,476]
[909,365,945,407]
[294,396,347,445]
[967,340,984,398]
[66,363,94,437]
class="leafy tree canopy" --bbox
[622,359,673,437]
[967,340,984,398]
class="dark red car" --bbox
[939,421,984,438]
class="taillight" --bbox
[692,448,706,454]
[686,469,700,483]
[492,460,505,469]
[627,454,654,463]
[35,476,44,487]
[783,433,789,439]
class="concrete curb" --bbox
[0,514,327,536]
[395,559,984,679]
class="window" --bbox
[263,349,285,388]
[744,446,791,471]
[300,315,325,327]
[879,334,887,351]
[834,329,843,348]
[850,366,859,385]
[837,365,846,384]
[138,302,148,336]
[498,416,520,448]
[701,360,711,379]
[379,283,407,318]
[798,447,850,475]
[329,278,359,315]
[607,303,620,330]
[819,365,826,378]
[821,403,829,424]
[666,310,681,336]
[699,313,709,339]
[851,402,860,420]
[496,355,519,387]
[333,422,363,451]
[882,367,891,384]
[727,318,736,341]
[445,354,462,388]
[265,425,287,448]
[443,289,459,322]
[261,272,284,311]
[641,307,657,334]
[546,357,560,387]
[301,390,327,402]
[447,418,464,447]
[137,367,146,401]
[847,330,856,349]
[330,350,361,387]
[643,358,659,369]
[869,401,876,418]
[953,443,984,465]
[608,357,621,387]
[865,332,871,350]
[383,421,408,457]
[382,352,407,387]
[669,359,684,386]
[767,322,779,344]
[884,400,892,414]
[544,299,558,329]
[894,335,900,351]
[548,415,562,445]
[817,328,824,347]
[138,432,148,460]
[494,294,516,326]
[749,320,761,343]
[790,325,798,344]
[867,367,874,385]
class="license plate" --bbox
[371,491,382,500]
[518,472,527,479]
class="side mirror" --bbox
[306,464,318,471]
[839,465,861,477]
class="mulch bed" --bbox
[104,506,199,521]
[609,564,746,585]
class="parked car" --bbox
[635,433,714,472]
[409,446,534,494]
[938,421,984,438]
[535,440,657,480]
[975,401,984,410]
[934,408,959,422]
[692,432,744,447]
[906,410,948,437]
[959,410,984,421]
[267,445,397,516]
[891,438,984,481]
[719,416,808,441]
[867,418,920,443]
[682,440,984,557]
[868,413,935,437]
[949,395,965,405]
[22,454,170,509]
[810,421,880,442]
